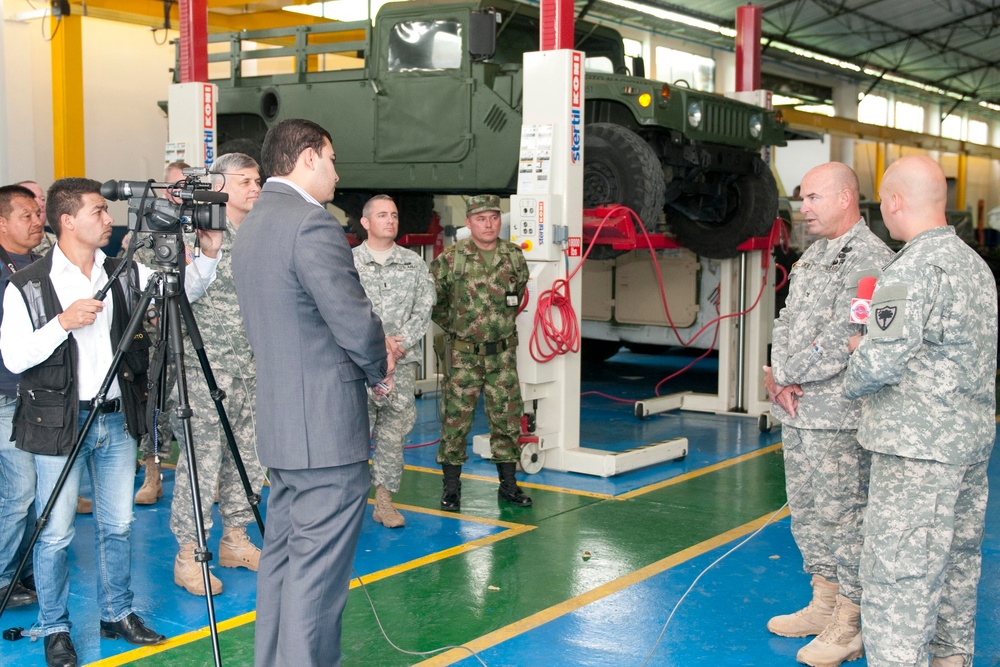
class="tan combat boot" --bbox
[796,595,864,667]
[134,454,163,505]
[767,574,838,637]
[218,526,261,571]
[931,656,967,667]
[174,543,223,595]
[372,485,406,528]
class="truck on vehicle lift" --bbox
[193,0,787,357]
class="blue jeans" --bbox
[0,395,35,589]
[33,410,137,635]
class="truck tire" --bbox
[581,337,622,363]
[667,157,778,259]
[583,123,666,260]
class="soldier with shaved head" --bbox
[845,155,997,667]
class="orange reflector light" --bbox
[660,84,670,101]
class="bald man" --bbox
[765,162,892,667]
[845,155,997,667]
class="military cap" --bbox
[466,194,502,216]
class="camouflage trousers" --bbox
[437,346,522,465]
[169,369,265,544]
[782,426,870,603]
[860,453,988,667]
[368,362,417,493]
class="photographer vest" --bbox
[8,252,151,455]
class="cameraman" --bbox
[0,178,221,667]
[168,152,265,596]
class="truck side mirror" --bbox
[632,56,645,78]
[469,9,497,61]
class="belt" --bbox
[79,398,122,414]
[452,335,516,356]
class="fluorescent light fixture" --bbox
[283,0,396,22]
[603,0,735,37]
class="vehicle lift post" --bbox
[471,50,688,476]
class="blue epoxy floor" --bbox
[0,349,996,666]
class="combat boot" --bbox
[372,485,405,528]
[440,465,462,511]
[218,526,261,571]
[496,462,532,507]
[134,454,163,505]
[768,575,838,637]
[796,595,863,667]
[174,543,222,595]
[931,656,967,667]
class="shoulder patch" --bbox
[868,283,908,339]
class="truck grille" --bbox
[703,104,749,141]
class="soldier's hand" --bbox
[58,299,104,331]
[775,384,803,418]
[848,333,863,352]
[386,336,406,361]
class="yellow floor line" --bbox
[404,464,613,499]
[413,505,792,667]
[86,518,534,666]
[615,443,783,500]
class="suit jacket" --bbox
[232,181,387,470]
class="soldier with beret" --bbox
[429,194,531,510]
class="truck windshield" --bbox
[388,20,463,72]
[491,12,626,73]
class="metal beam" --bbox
[50,12,85,178]
[780,108,1000,160]
[64,1,332,31]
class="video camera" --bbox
[100,168,228,234]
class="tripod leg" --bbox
[162,275,223,667]
[177,293,265,536]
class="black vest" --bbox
[8,252,151,455]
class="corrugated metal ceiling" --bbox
[584,0,1000,110]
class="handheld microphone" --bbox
[850,275,877,325]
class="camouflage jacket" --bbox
[353,242,435,366]
[771,220,893,429]
[844,226,997,464]
[186,218,255,378]
[430,239,528,343]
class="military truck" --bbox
[195,0,786,258]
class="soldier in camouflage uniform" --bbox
[169,153,266,596]
[765,162,892,667]
[430,194,531,510]
[353,195,435,528]
[119,161,190,505]
[844,155,997,667]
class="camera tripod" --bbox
[0,231,264,667]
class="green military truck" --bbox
[197,0,786,258]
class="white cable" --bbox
[352,567,490,666]
[638,412,851,666]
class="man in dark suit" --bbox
[231,119,393,667]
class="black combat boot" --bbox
[440,464,462,511]
[496,462,532,507]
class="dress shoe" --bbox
[0,581,37,607]
[44,632,77,667]
[99,613,166,645]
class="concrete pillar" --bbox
[830,81,858,166]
